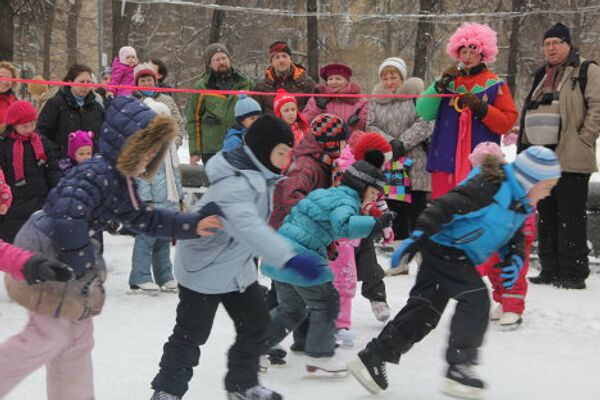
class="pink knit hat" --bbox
[67,130,94,161]
[446,23,499,63]
[118,46,137,64]
[469,141,504,167]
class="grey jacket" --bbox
[174,147,296,294]
[366,78,434,192]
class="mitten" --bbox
[435,66,462,92]
[372,211,397,234]
[362,202,383,218]
[460,93,488,119]
[390,230,426,268]
[499,254,524,290]
[284,253,322,280]
[23,254,74,285]
[197,201,225,219]
[390,139,407,160]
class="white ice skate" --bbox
[305,355,349,377]
[128,282,160,296]
[258,355,270,373]
[442,363,486,400]
[489,304,503,321]
[370,301,391,322]
[160,280,179,293]
[335,329,355,348]
[499,312,522,329]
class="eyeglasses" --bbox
[543,40,566,48]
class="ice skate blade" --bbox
[305,364,349,379]
[127,288,159,297]
[442,378,485,399]
[347,358,382,394]
[385,267,409,276]
[160,287,179,293]
[499,320,522,332]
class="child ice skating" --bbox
[348,146,561,399]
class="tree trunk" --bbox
[43,1,57,78]
[413,0,437,79]
[506,0,526,94]
[0,2,14,61]
[208,1,226,44]
[307,0,319,82]
[66,0,84,68]
[112,0,135,59]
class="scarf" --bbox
[8,132,47,186]
[532,64,565,103]
[454,108,473,184]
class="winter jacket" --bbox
[253,64,316,114]
[37,97,208,276]
[37,86,105,158]
[269,134,332,230]
[0,133,61,243]
[416,65,518,174]
[518,49,600,174]
[174,146,296,294]
[0,167,11,208]
[185,69,254,156]
[0,90,17,134]
[136,149,183,211]
[109,57,135,97]
[0,240,32,280]
[222,124,247,152]
[417,160,531,265]
[367,79,433,192]
[261,185,376,286]
[303,82,369,135]
[132,91,185,148]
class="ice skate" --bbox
[150,390,181,400]
[266,346,287,367]
[259,355,270,373]
[499,312,522,329]
[370,301,391,322]
[227,384,283,400]
[442,363,486,399]
[129,282,160,296]
[489,304,503,321]
[160,280,179,293]
[335,328,355,348]
[305,355,349,377]
[347,347,388,394]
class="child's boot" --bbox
[370,301,391,322]
[489,304,503,321]
[347,345,388,394]
[499,312,522,328]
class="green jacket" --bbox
[185,69,254,155]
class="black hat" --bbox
[543,23,571,44]
[244,114,294,174]
[342,160,386,193]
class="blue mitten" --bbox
[197,201,225,219]
[390,230,425,269]
[284,253,322,281]
[499,255,524,290]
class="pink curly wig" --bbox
[446,23,498,63]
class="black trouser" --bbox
[355,236,387,303]
[151,282,269,396]
[369,242,490,366]
[537,172,590,282]
[386,190,429,240]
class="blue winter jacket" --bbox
[261,185,376,286]
[38,97,210,276]
[222,124,246,152]
[174,146,296,294]
[136,157,183,211]
[417,163,532,264]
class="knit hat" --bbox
[446,23,499,63]
[134,62,158,84]
[4,100,37,125]
[273,88,297,116]
[67,130,94,161]
[100,67,112,78]
[118,46,137,64]
[235,94,262,123]
[310,113,348,153]
[378,57,407,80]
[342,160,386,193]
[204,42,230,69]
[513,146,561,193]
[469,141,505,167]
[244,114,294,173]
[320,63,353,81]
[353,132,393,165]
[269,41,292,60]
[544,23,571,44]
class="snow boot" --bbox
[442,363,486,399]
[347,346,388,394]
[149,390,181,400]
[335,328,355,348]
[160,280,179,293]
[489,304,503,321]
[370,301,391,322]
[305,355,348,376]
[227,384,283,400]
[499,312,522,329]
[129,282,160,296]
[289,341,305,353]
[266,346,287,366]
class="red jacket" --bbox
[0,240,31,280]
[0,91,17,128]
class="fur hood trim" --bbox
[116,115,177,180]
[371,77,424,104]
[480,155,505,184]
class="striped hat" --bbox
[310,113,348,155]
[513,146,561,193]
[342,160,386,193]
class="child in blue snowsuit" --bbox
[261,160,395,374]
[222,94,262,152]
[347,146,562,399]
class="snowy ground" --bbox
[1,233,600,400]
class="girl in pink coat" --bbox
[303,63,369,137]
[108,46,138,97]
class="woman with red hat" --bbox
[303,62,369,135]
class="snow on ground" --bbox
[1,234,600,400]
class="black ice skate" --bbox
[227,384,283,400]
[266,346,287,366]
[442,363,486,399]
[347,348,388,394]
[149,390,181,400]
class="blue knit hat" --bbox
[513,146,561,193]
[235,94,262,123]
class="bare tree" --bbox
[506,0,526,93]
[413,0,438,79]
[42,0,57,77]
[307,0,319,81]
[66,0,83,67]
[111,0,135,59]
[208,0,226,44]
[0,2,15,61]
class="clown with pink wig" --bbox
[416,22,518,200]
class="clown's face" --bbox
[458,47,483,70]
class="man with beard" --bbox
[186,43,254,165]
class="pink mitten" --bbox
[502,132,518,146]
[383,227,394,244]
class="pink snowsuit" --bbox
[477,212,536,314]
[109,57,136,97]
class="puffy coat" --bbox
[417,160,531,265]
[174,146,296,294]
[261,185,376,286]
[37,97,207,276]
[269,134,332,230]
[303,82,369,135]
[253,64,315,114]
[37,86,105,158]
[109,57,135,96]
[222,124,247,153]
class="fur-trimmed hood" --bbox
[315,81,363,104]
[371,77,424,104]
[98,96,177,180]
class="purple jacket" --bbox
[109,57,135,96]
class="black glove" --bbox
[23,254,73,285]
[313,87,329,110]
[435,66,462,92]
[372,211,397,234]
[390,139,407,160]
[459,93,488,119]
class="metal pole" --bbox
[98,0,105,73]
